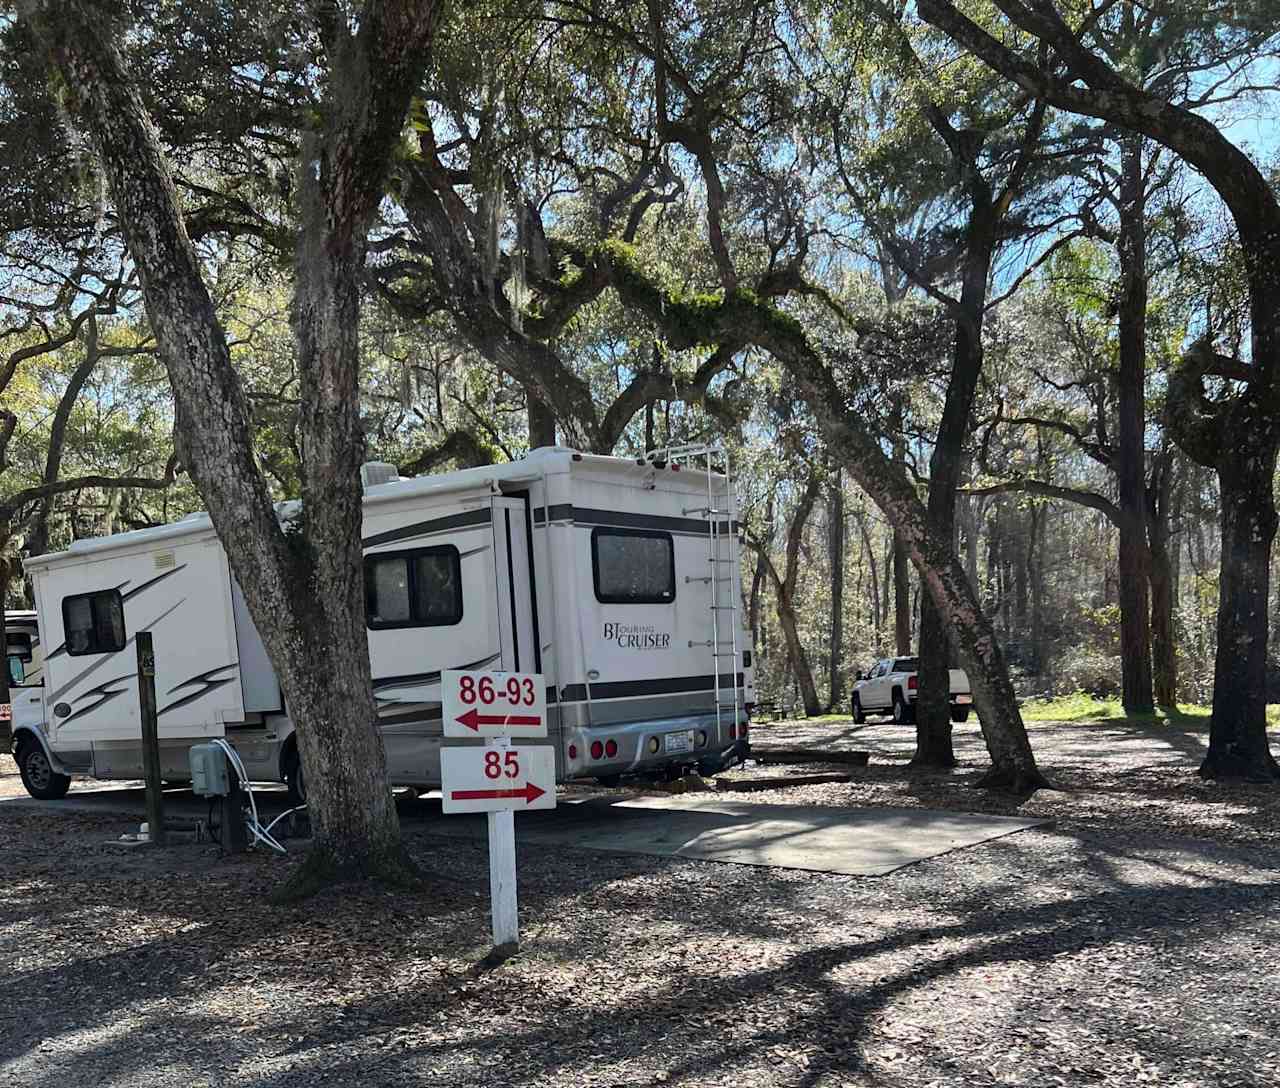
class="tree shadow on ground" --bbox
[6,812,1278,1088]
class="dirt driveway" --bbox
[2,719,1278,1087]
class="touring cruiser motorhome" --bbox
[12,446,753,800]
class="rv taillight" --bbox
[696,731,707,748]
[590,741,604,760]
[671,463,680,471]
[568,744,578,760]
[648,737,660,754]
[604,739,618,758]
[908,676,918,691]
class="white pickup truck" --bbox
[850,656,973,725]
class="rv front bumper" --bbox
[563,711,749,780]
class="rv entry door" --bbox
[490,497,538,674]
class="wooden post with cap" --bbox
[136,631,166,846]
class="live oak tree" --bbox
[422,0,1047,788]
[20,0,444,888]
[821,1,1089,765]
[919,0,1280,780]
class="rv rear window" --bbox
[365,546,463,629]
[62,590,126,656]
[592,528,676,604]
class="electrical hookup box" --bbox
[189,743,231,797]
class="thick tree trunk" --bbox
[827,474,845,710]
[528,388,556,448]
[915,224,994,768]
[0,551,11,753]
[1202,447,1280,780]
[1116,135,1154,712]
[23,0,441,890]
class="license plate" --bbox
[663,731,692,754]
[955,694,972,705]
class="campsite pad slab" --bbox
[421,794,1049,876]
[3,785,1047,875]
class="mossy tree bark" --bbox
[21,0,443,884]
[595,271,1044,790]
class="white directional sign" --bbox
[441,744,557,814]
[442,669,547,739]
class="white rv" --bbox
[13,447,753,801]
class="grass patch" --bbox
[1020,692,1280,727]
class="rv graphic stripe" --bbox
[120,563,189,602]
[533,504,738,537]
[158,665,238,717]
[559,672,745,702]
[60,672,136,725]
[371,653,501,694]
[363,508,492,548]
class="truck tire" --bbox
[17,738,72,800]
[892,691,915,725]
[950,707,970,723]
[851,694,866,724]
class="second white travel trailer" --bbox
[14,446,754,801]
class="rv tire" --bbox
[285,753,307,807]
[17,738,72,801]
[595,774,622,788]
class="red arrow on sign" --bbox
[450,782,546,805]
[455,707,543,732]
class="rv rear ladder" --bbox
[647,443,743,742]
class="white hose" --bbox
[211,738,288,855]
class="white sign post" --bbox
[440,671,555,951]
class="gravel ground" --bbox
[3,719,1280,1088]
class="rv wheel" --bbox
[285,754,307,807]
[17,740,71,801]
[595,774,622,788]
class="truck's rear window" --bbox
[893,657,919,672]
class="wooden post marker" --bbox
[135,631,166,847]
[441,669,554,952]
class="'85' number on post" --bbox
[484,750,520,779]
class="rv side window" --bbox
[62,590,127,656]
[365,546,463,629]
[6,632,32,662]
[591,528,676,604]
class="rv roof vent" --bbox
[154,551,177,571]
[360,461,400,488]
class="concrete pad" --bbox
[426,794,1049,876]
[4,785,1048,876]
